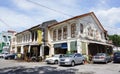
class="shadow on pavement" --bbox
[0,66,79,74]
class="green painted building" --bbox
[0,31,15,53]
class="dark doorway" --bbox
[55,48,67,54]
[30,45,40,57]
[54,43,67,54]
[44,46,49,55]
[88,43,113,56]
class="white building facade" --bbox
[47,12,113,57]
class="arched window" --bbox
[58,28,62,40]
[88,27,93,37]
[71,23,76,38]
[32,32,34,41]
[63,26,67,39]
[35,31,37,41]
[53,30,56,41]
[80,23,83,33]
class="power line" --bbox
[26,0,73,17]
[0,18,28,32]
[0,18,14,30]
[27,0,119,35]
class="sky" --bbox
[0,0,120,35]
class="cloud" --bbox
[11,0,37,10]
[93,7,120,34]
[0,6,41,32]
[0,0,120,35]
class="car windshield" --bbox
[96,53,105,56]
[114,52,120,56]
[53,55,60,57]
[63,54,73,57]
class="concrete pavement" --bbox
[0,59,120,74]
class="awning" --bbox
[54,43,67,49]
[61,43,67,49]
[87,40,113,46]
[70,41,77,51]
[54,44,61,48]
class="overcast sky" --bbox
[0,0,120,35]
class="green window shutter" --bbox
[0,50,2,53]
[70,41,77,51]
[81,42,86,55]
[2,42,6,47]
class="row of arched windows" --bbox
[53,23,84,41]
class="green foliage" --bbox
[66,50,76,55]
[108,34,120,46]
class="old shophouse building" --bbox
[47,12,113,57]
[10,20,57,60]
[11,12,113,61]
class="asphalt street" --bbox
[0,59,120,74]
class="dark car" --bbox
[4,53,16,60]
[113,52,120,63]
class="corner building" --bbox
[47,12,113,57]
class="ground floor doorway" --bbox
[44,46,50,56]
[88,43,113,56]
[17,46,21,53]
[54,43,67,54]
[30,45,40,57]
[54,48,67,54]
[88,43,113,61]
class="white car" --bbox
[45,54,64,64]
[0,51,9,58]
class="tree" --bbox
[108,34,120,47]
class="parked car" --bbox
[4,53,17,60]
[45,54,64,64]
[113,52,120,63]
[0,51,9,58]
[59,53,85,66]
[92,53,112,64]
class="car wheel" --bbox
[8,57,11,60]
[58,62,61,66]
[55,60,58,64]
[46,62,49,64]
[71,61,75,66]
[82,60,85,64]
[105,60,108,64]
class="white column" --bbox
[21,45,24,54]
[15,45,17,53]
[50,44,54,56]
[28,45,31,53]
[77,40,82,53]
[30,33,32,42]
[61,27,63,40]
[86,43,89,55]
[67,25,71,39]
[67,41,70,52]
[21,35,23,43]
[34,32,35,42]
[56,29,58,41]
[40,45,43,56]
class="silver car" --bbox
[59,53,85,66]
[92,53,112,64]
